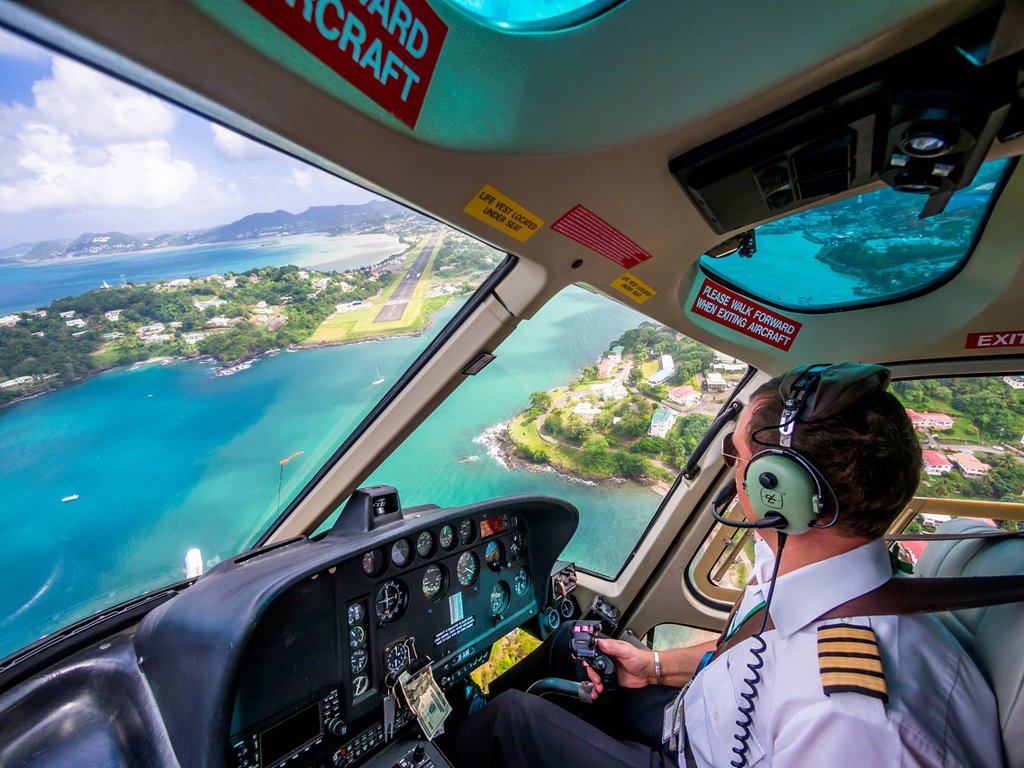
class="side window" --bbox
[891,376,1024,534]
[689,373,1024,607]
[364,285,750,578]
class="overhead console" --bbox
[671,3,1024,231]
[133,489,578,768]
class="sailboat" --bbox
[372,367,385,386]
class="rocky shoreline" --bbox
[485,420,666,494]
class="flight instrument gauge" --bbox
[456,551,479,587]
[391,538,411,567]
[513,566,530,598]
[490,581,511,617]
[458,519,475,545]
[351,648,368,675]
[374,580,408,624]
[509,531,525,560]
[384,639,412,674]
[416,530,435,558]
[422,563,447,601]
[347,602,364,625]
[353,675,369,697]
[439,524,456,551]
[349,625,366,648]
[485,541,504,571]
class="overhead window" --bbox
[443,0,623,29]
[698,159,1013,312]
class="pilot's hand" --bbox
[585,638,653,700]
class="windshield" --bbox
[699,159,1012,311]
[0,30,503,660]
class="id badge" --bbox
[662,700,675,744]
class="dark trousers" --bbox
[450,685,682,768]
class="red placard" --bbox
[242,0,447,129]
[551,205,652,269]
[691,277,803,351]
[965,330,1024,349]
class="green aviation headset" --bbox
[720,362,891,535]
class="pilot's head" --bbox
[735,365,921,540]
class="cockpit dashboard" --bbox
[0,492,578,768]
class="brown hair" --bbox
[746,378,921,539]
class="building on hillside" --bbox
[28,310,46,318]
[0,376,33,389]
[609,345,624,362]
[572,402,602,423]
[164,278,191,288]
[143,333,174,344]
[0,314,20,326]
[137,323,165,335]
[597,358,616,378]
[648,407,678,438]
[58,311,75,319]
[950,452,991,477]
[65,318,86,328]
[905,409,955,431]
[104,309,124,321]
[594,381,628,401]
[313,278,330,290]
[102,332,123,340]
[648,355,676,386]
[711,361,747,373]
[206,317,235,328]
[1004,375,1024,390]
[223,279,238,288]
[183,331,207,344]
[922,450,954,476]
[668,385,701,407]
[705,372,728,391]
[193,298,225,311]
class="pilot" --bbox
[451,363,1004,767]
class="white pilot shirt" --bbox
[683,539,1004,768]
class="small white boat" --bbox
[61,494,79,503]
[372,366,385,386]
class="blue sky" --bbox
[0,27,379,251]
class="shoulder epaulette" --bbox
[817,623,888,704]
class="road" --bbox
[373,232,442,324]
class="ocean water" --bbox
[0,285,659,659]
[0,233,402,314]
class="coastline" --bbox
[484,420,663,495]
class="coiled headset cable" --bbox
[730,531,788,768]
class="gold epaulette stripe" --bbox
[818,656,884,674]
[818,641,881,655]
[817,626,877,642]
[818,623,887,704]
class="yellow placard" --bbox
[611,272,656,303]
[463,185,544,243]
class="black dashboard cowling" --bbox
[134,495,578,768]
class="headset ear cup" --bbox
[744,453,820,534]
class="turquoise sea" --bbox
[0,257,657,659]
[0,233,402,314]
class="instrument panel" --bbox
[202,494,576,768]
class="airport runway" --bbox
[373,233,441,324]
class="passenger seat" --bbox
[914,517,1024,767]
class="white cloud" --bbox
[33,58,176,142]
[291,167,315,190]
[0,55,207,216]
[211,124,277,160]
[0,29,49,61]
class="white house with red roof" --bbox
[950,452,991,477]
[922,450,954,476]
[667,385,701,407]
[905,408,954,431]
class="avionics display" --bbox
[260,703,322,767]
[479,515,508,538]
